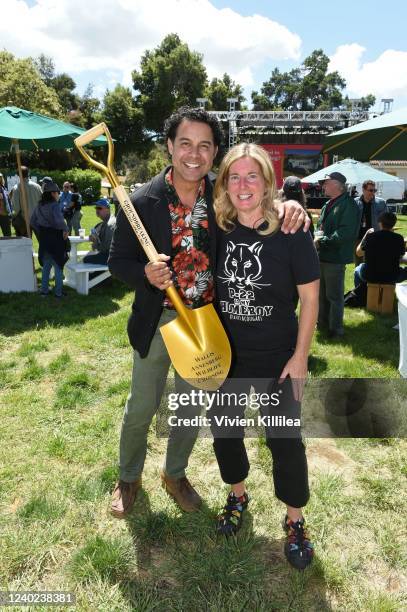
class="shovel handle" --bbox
[74,123,106,147]
[74,123,160,264]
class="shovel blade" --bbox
[160,303,231,391]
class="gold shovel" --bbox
[74,123,231,390]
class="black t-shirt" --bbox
[216,222,320,352]
[362,230,405,283]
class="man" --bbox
[11,166,42,237]
[83,198,116,266]
[354,180,387,264]
[59,181,72,213]
[108,106,310,518]
[315,171,360,337]
[64,183,83,236]
[354,212,407,286]
[39,176,54,192]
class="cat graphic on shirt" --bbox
[219,241,271,290]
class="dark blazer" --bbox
[108,166,218,357]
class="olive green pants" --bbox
[119,309,202,482]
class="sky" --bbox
[3,0,407,111]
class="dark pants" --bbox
[83,251,108,265]
[83,251,109,280]
[355,262,407,286]
[0,215,11,236]
[211,350,309,509]
[318,261,346,334]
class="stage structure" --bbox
[206,106,370,187]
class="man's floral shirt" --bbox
[164,168,214,308]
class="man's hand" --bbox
[275,199,311,234]
[63,231,68,240]
[145,254,172,290]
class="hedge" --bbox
[1,167,102,198]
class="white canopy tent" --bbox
[301,158,405,202]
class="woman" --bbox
[212,144,320,570]
[0,172,12,237]
[30,181,69,298]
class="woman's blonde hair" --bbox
[213,142,279,236]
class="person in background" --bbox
[0,173,13,237]
[280,176,314,237]
[354,211,407,286]
[39,176,54,192]
[315,172,360,338]
[30,181,69,298]
[354,180,387,264]
[11,166,42,237]
[65,182,82,236]
[59,181,72,213]
[83,198,116,266]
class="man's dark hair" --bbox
[362,179,375,189]
[379,211,397,229]
[21,166,29,179]
[164,106,223,147]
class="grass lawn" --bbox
[0,207,406,610]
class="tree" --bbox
[252,67,302,110]
[124,144,169,185]
[33,53,55,85]
[252,49,357,111]
[343,94,376,111]
[132,33,207,135]
[100,85,147,163]
[76,84,100,129]
[34,54,81,116]
[205,73,245,110]
[50,73,80,115]
[0,51,62,117]
[300,50,345,110]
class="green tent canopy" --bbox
[323,107,407,161]
[0,105,107,236]
[0,106,107,151]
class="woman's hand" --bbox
[275,199,311,234]
[279,352,308,401]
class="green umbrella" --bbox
[0,106,107,235]
[0,106,107,151]
[323,107,407,161]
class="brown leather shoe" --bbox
[110,478,141,518]
[161,471,202,512]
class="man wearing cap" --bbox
[39,176,54,192]
[315,172,360,337]
[354,180,387,264]
[83,198,116,266]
